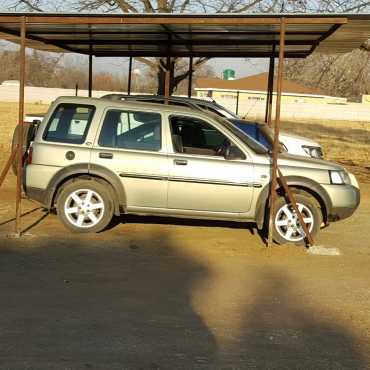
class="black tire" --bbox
[11,123,37,176]
[272,194,322,246]
[56,179,114,233]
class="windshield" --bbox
[230,119,273,149]
[211,115,268,154]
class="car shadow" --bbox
[107,213,267,246]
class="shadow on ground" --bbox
[0,229,366,369]
[217,270,366,369]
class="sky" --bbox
[0,38,269,79]
[90,57,269,79]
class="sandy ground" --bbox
[0,177,369,369]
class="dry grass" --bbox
[0,102,48,156]
[280,120,370,183]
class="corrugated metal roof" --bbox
[0,13,369,58]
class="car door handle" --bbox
[99,152,113,159]
[174,159,188,166]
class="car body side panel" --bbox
[162,112,256,215]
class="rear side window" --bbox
[98,109,161,151]
[43,104,95,144]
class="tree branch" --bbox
[13,0,44,11]
[115,0,139,12]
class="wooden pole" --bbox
[267,18,285,248]
[15,16,26,235]
[188,56,193,98]
[127,56,133,95]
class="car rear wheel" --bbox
[272,194,322,246]
[57,179,114,233]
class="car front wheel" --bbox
[272,194,322,245]
[57,179,114,233]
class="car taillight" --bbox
[27,146,33,165]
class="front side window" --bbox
[99,109,161,151]
[170,116,230,157]
[44,104,95,144]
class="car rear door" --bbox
[90,107,168,209]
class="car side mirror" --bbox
[224,145,245,160]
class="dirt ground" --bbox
[0,176,370,369]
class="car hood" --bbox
[229,119,321,147]
[278,131,320,147]
[277,152,344,171]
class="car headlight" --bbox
[329,170,351,185]
[302,145,323,159]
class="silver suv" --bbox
[23,97,360,245]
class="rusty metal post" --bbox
[188,56,193,98]
[277,167,314,246]
[88,46,93,97]
[265,44,276,126]
[236,90,240,116]
[164,55,171,102]
[127,56,133,95]
[267,18,285,248]
[15,16,26,235]
[0,146,18,189]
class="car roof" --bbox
[52,96,217,118]
[102,94,216,106]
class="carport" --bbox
[0,12,369,246]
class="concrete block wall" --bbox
[0,84,117,104]
[217,97,370,123]
[0,84,369,123]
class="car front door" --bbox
[167,115,255,215]
[90,108,168,209]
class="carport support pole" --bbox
[88,47,93,97]
[236,90,240,116]
[188,56,193,98]
[267,18,285,248]
[265,44,276,126]
[15,16,26,235]
[267,19,314,248]
[164,56,171,101]
[127,57,133,95]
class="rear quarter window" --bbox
[43,103,95,144]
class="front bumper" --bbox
[322,184,360,222]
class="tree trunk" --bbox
[156,58,176,95]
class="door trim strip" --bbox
[119,172,262,188]
[119,172,168,181]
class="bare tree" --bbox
[285,49,370,101]
[7,0,370,94]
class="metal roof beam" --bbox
[42,39,317,46]
[0,15,347,25]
